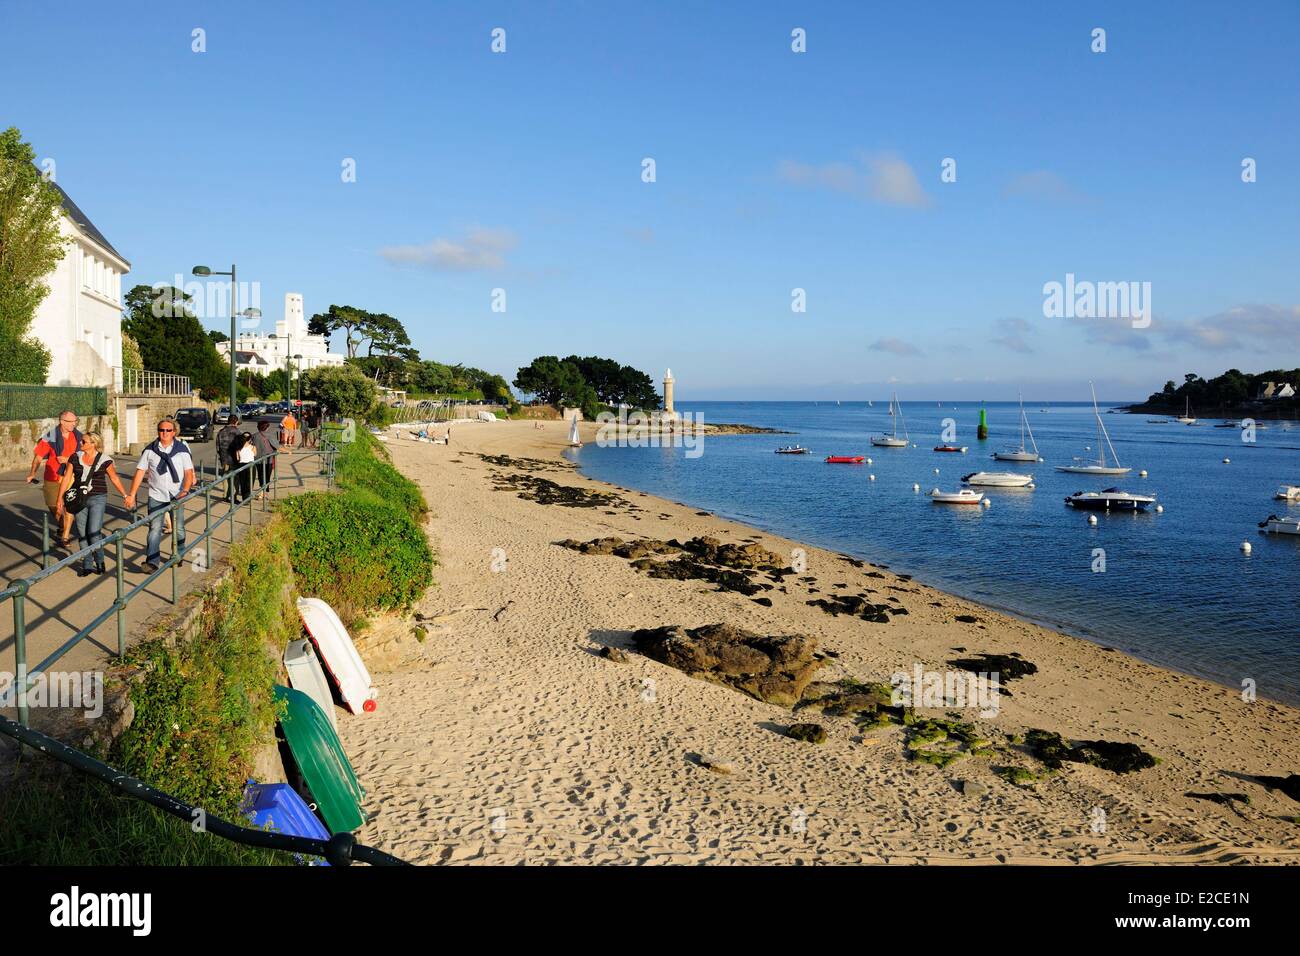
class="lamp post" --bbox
[237,308,261,404]
[293,354,303,406]
[193,264,259,414]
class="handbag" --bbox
[61,453,101,515]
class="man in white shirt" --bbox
[125,417,196,572]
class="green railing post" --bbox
[41,512,50,570]
[204,487,212,571]
[115,534,126,657]
[170,505,178,604]
[12,585,29,727]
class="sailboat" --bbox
[568,417,582,447]
[870,392,909,447]
[1176,397,1197,425]
[1056,383,1131,476]
[993,391,1040,462]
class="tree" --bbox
[207,330,229,344]
[308,304,369,359]
[513,356,572,405]
[0,127,68,382]
[121,284,228,398]
[300,364,377,418]
[365,312,411,358]
[121,331,144,372]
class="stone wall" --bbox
[1,415,118,473]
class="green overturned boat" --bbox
[274,684,367,833]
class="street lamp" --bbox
[192,263,243,413]
[293,354,303,407]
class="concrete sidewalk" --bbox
[0,445,331,737]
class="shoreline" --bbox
[344,419,1300,864]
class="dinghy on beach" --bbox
[284,638,338,730]
[273,684,367,834]
[297,597,379,714]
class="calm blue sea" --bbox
[570,401,1300,705]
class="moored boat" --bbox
[934,445,968,453]
[775,445,811,454]
[930,488,984,505]
[962,471,1034,488]
[824,455,865,463]
[1057,382,1132,476]
[993,391,1041,462]
[871,392,909,447]
[1064,488,1156,512]
[1275,485,1300,501]
[1259,515,1300,535]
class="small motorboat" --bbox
[1064,488,1156,512]
[930,488,984,505]
[1275,485,1300,501]
[297,597,379,714]
[1146,419,1169,424]
[825,455,865,464]
[933,445,968,453]
[962,471,1034,488]
[1260,515,1300,535]
[775,445,811,455]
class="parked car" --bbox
[175,407,214,442]
[214,405,233,425]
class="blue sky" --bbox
[4,0,1297,400]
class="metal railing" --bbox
[113,367,193,397]
[2,440,338,727]
[0,712,405,865]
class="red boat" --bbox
[933,445,968,453]
[824,455,865,463]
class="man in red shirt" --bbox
[26,409,82,544]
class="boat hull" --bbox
[930,490,984,505]
[297,597,378,714]
[1064,493,1155,512]
[993,451,1040,462]
[273,685,367,834]
[1056,466,1132,476]
[284,638,337,731]
[870,438,907,447]
[962,472,1034,488]
[824,456,865,463]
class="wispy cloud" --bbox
[1002,170,1089,204]
[991,317,1034,353]
[379,227,517,271]
[1066,314,1155,351]
[778,151,931,208]
[1161,303,1300,352]
[870,337,923,356]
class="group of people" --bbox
[25,406,283,576]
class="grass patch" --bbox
[336,428,427,521]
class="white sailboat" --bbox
[993,390,1041,462]
[870,392,909,447]
[568,416,582,447]
[1056,383,1131,476]
[1176,397,1196,425]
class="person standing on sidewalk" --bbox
[26,410,82,546]
[124,418,195,572]
[54,431,128,576]
[215,413,241,501]
[252,420,279,500]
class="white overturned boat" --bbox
[962,471,1034,488]
[993,391,1041,462]
[284,638,338,730]
[1259,515,1300,535]
[870,392,909,447]
[297,597,379,714]
[1275,485,1300,501]
[1064,488,1156,512]
[1057,382,1132,476]
[930,488,984,505]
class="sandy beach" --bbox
[339,419,1300,865]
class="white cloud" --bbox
[1002,171,1088,203]
[870,337,922,356]
[991,317,1034,353]
[778,151,931,208]
[1160,304,1300,352]
[379,227,517,271]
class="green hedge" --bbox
[335,428,428,521]
[0,383,107,419]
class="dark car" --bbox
[175,407,213,442]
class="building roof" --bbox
[233,350,271,365]
[48,177,130,268]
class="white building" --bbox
[29,181,130,387]
[215,293,346,377]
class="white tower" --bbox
[663,368,675,416]
[279,293,307,339]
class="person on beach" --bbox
[54,431,128,576]
[124,418,195,572]
[26,410,82,546]
[215,413,241,502]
